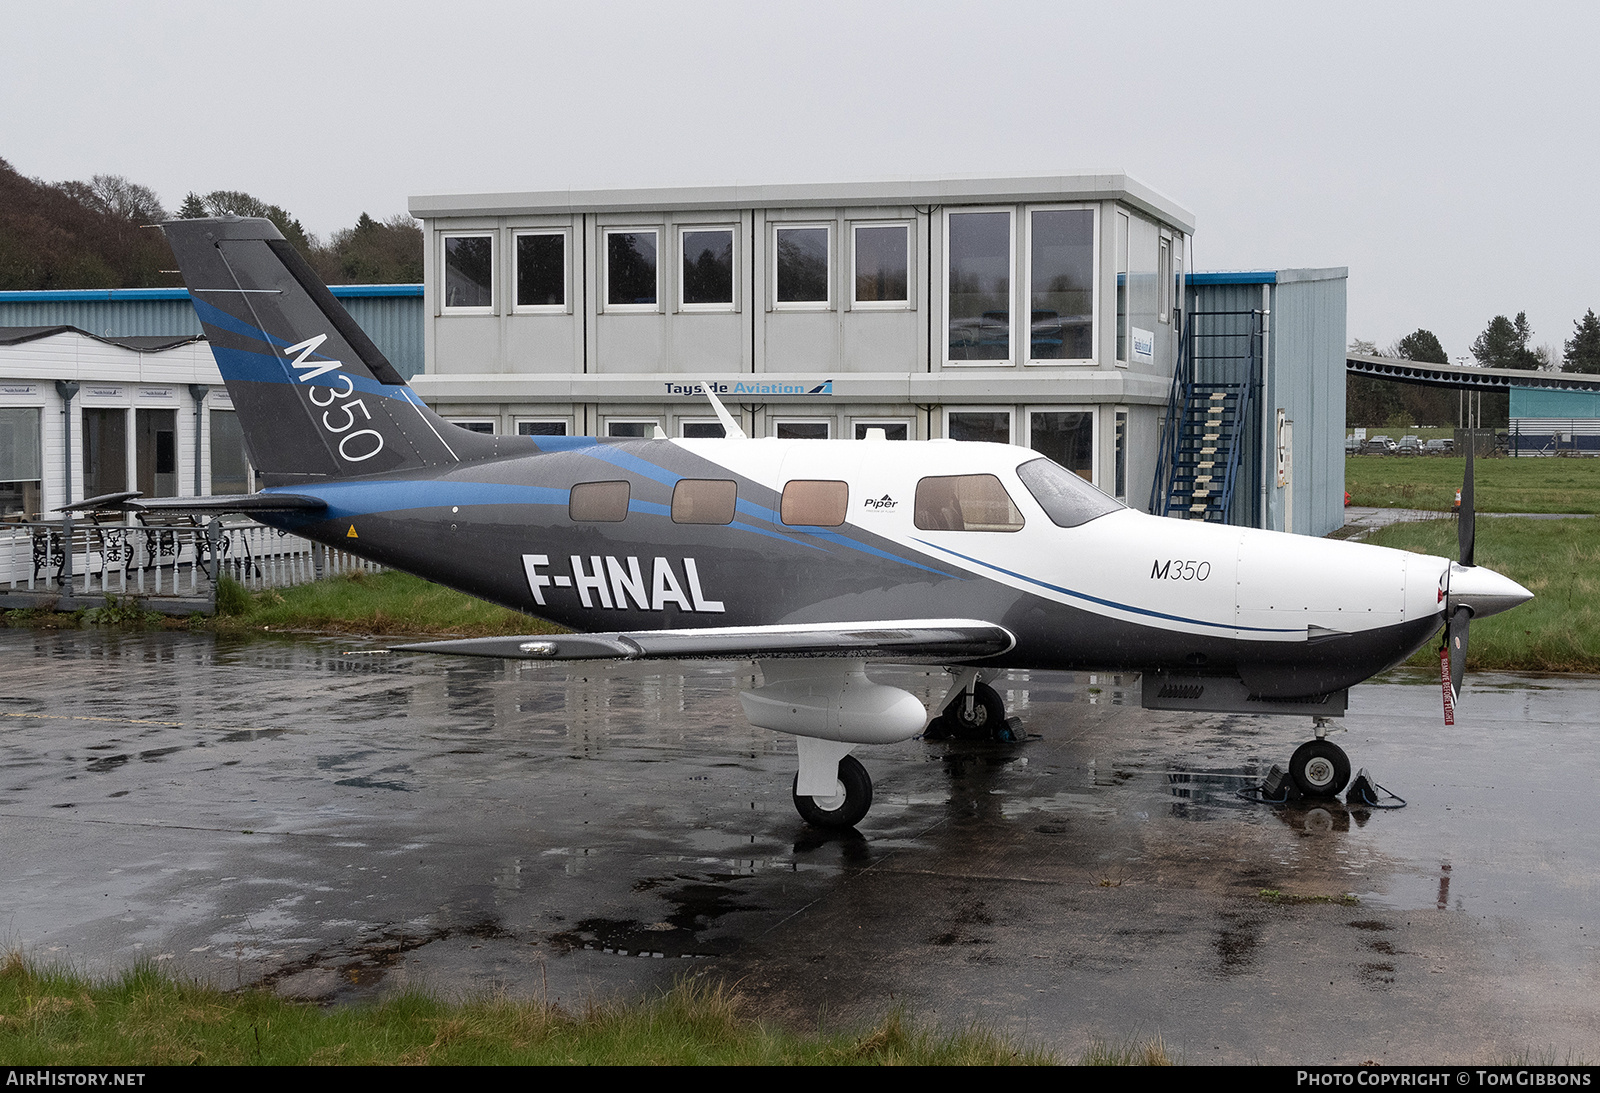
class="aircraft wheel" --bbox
[1289,739,1351,798]
[940,682,1006,741]
[792,754,873,829]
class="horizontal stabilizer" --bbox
[59,492,327,514]
[395,619,1016,663]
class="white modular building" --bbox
[408,175,1194,506]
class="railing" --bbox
[0,518,380,600]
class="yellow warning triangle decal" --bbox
[346,525,358,538]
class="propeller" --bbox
[1441,437,1475,724]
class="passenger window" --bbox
[569,481,630,522]
[781,480,848,527]
[914,474,1024,532]
[671,479,737,525]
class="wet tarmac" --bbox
[2,628,1597,1064]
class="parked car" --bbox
[1424,438,1453,454]
[1364,435,1396,454]
[1345,435,1363,454]
[1397,435,1423,455]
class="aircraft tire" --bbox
[792,754,873,829]
[936,682,1006,741]
[1289,739,1351,798]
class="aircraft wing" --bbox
[394,619,1016,663]
[59,491,328,514]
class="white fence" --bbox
[0,519,380,599]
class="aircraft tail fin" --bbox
[161,216,494,485]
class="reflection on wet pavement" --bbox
[2,630,1598,1062]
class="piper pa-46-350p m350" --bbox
[69,216,1532,828]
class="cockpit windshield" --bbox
[1015,457,1124,528]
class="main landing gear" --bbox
[1288,719,1351,798]
[792,754,873,829]
[925,668,1019,742]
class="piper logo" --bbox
[864,495,897,510]
[522,554,724,612]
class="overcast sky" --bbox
[5,0,1594,361]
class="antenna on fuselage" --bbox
[701,382,747,440]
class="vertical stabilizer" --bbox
[162,216,492,484]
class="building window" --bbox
[515,231,566,310]
[774,225,830,308]
[781,480,848,527]
[671,479,737,525]
[1157,236,1172,324]
[443,233,494,310]
[569,481,630,523]
[774,420,830,440]
[606,229,658,308]
[607,420,658,438]
[448,419,496,435]
[679,419,726,439]
[1028,410,1094,482]
[517,420,568,437]
[914,474,1023,532]
[1115,211,1130,364]
[947,210,1012,363]
[1114,408,1128,500]
[1027,208,1095,362]
[853,421,909,440]
[209,409,249,495]
[82,408,127,499]
[946,410,1011,444]
[0,407,42,517]
[852,223,909,308]
[681,228,735,310]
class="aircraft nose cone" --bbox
[1447,562,1533,620]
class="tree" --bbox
[1391,328,1447,364]
[189,190,315,255]
[312,212,423,284]
[1565,309,1600,374]
[56,174,167,223]
[1471,312,1540,370]
[177,192,207,219]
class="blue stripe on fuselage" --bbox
[914,538,1302,636]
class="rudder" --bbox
[163,216,491,485]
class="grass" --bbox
[0,953,1055,1066]
[1363,517,1600,672]
[1345,454,1600,513]
[3,570,552,639]
[210,569,551,638]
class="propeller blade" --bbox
[1458,434,1475,567]
[1448,605,1470,700]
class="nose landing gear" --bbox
[1288,738,1351,797]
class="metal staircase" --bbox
[1150,308,1264,523]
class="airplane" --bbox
[68,216,1533,828]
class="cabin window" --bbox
[852,223,910,307]
[681,228,735,309]
[515,231,566,310]
[672,479,737,525]
[1016,457,1122,528]
[781,480,848,527]
[605,229,658,308]
[775,225,830,307]
[442,233,493,310]
[569,481,630,523]
[913,474,1023,532]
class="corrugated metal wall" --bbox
[0,289,425,379]
[1187,270,1346,536]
